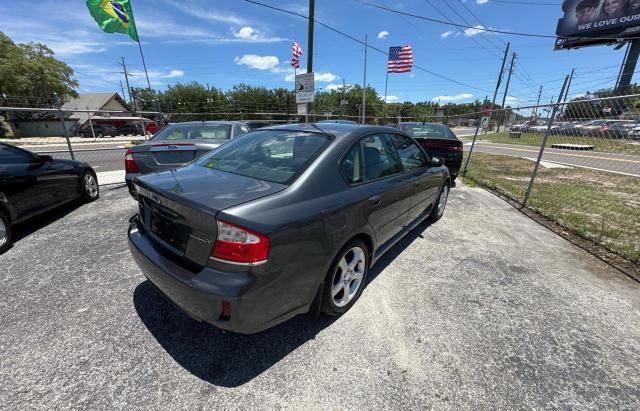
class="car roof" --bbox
[265,122,405,138]
[165,121,242,126]
[398,122,447,126]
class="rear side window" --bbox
[402,124,456,140]
[360,134,402,181]
[197,130,330,184]
[390,134,428,171]
[152,124,232,141]
[340,144,362,185]
[0,146,35,164]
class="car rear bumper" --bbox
[128,218,297,334]
[125,173,140,199]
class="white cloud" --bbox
[380,95,399,103]
[378,30,390,39]
[476,0,489,4]
[431,93,474,102]
[285,72,338,82]
[234,55,280,70]
[441,31,454,38]
[464,25,488,36]
[234,26,258,40]
[230,26,286,43]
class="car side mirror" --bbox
[430,157,444,168]
[38,155,54,163]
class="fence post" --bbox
[522,75,569,208]
[54,93,75,160]
[462,119,482,176]
[87,106,96,141]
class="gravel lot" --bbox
[1,182,639,409]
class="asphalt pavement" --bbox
[463,141,640,177]
[1,183,639,409]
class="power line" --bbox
[358,1,556,38]
[243,0,491,92]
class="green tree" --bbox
[0,32,77,103]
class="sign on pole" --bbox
[295,72,315,104]
[297,103,308,115]
[480,116,489,130]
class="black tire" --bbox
[80,170,100,202]
[97,132,104,138]
[0,209,11,255]
[428,182,450,222]
[320,239,369,316]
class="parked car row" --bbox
[509,119,640,138]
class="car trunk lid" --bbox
[130,139,227,174]
[134,165,287,266]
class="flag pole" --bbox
[361,34,367,125]
[128,1,159,118]
[383,71,389,123]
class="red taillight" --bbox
[211,220,270,265]
[124,149,139,173]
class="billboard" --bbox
[555,0,640,49]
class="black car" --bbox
[128,123,450,334]
[78,124,118,138]
[0,143,99,254]
[117,124,144,136]
[398,122,463,180]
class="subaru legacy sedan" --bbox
[128,123,450,333]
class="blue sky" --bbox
[0,0,623,107]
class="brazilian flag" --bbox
[86,0,139,41]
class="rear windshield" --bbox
[196,130,331,184]
[401,124,456,140]
[151,123,232,141]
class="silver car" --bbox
[125,121,250,197]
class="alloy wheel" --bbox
[437,185,449,217]
[84,173,98,199]
[331,246,366,308]
[0,218,6,248]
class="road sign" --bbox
[480,116,489,129]
[295,72,315,103]
[297,103,307,115]
[482,104,490,117]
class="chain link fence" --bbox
[462,94,640,264]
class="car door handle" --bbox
[369,195,382,207]
[0,176,14,183]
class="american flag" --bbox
[291,41,303,69]
[387,45,412,73]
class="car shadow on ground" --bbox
[133,218,435,388]
[9,200,84,244]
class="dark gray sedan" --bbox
[125,121,250,196]
[128,123,450,333]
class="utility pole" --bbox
[533,85,543,120]
[563,68,575,102]
[306,0,315,122]
[497,52,516,133]
[120,57,146,137]
[119,80,127,102]
[485,42,510,134]
[361,34,368,124]
[120,57,135,109]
